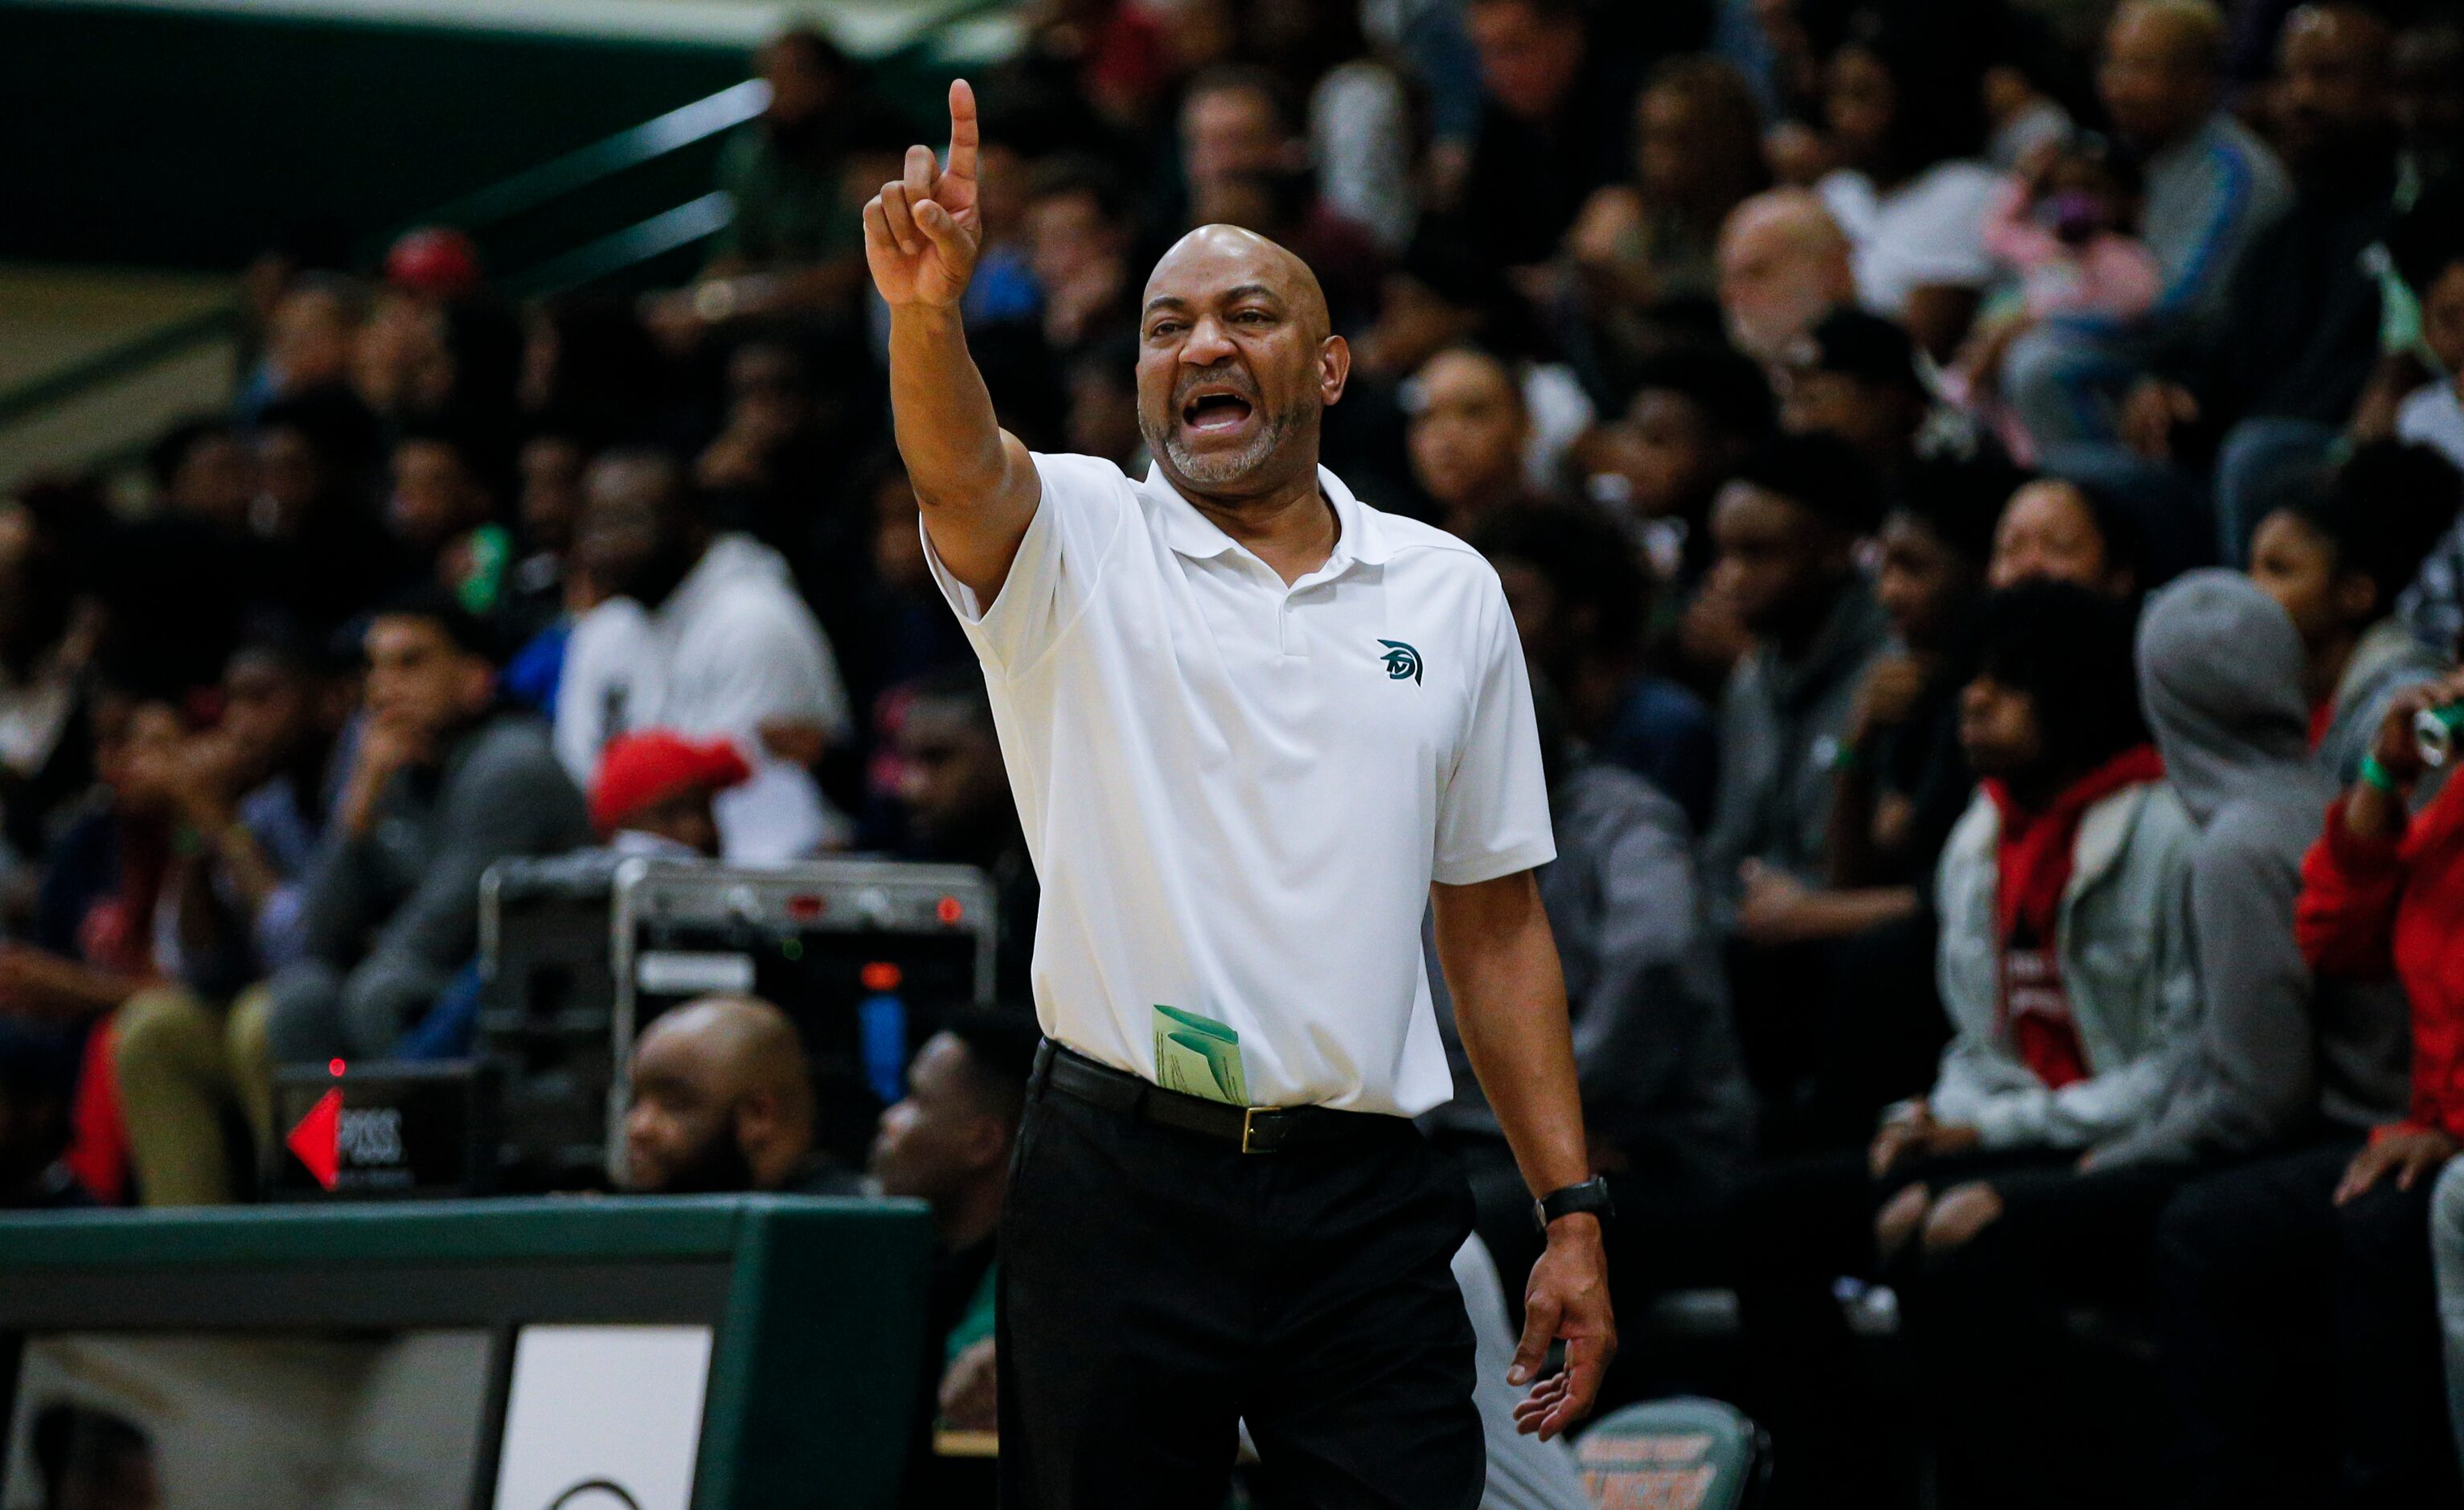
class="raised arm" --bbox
[863,79,1041,601]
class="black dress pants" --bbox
[2155,1139,2462,1510]
[996,1069,1482,1510]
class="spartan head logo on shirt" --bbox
[1377,640,1422,683]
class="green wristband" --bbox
[2358,753,2403,794]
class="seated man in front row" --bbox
[620,993,860,1196]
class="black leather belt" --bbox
[1036,1043,1389,1154]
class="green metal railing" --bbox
[0,0,1014,469]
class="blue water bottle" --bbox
[858,961,908,1106]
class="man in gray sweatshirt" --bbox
[2103,569,2412,1168]
[265,591,593,1063]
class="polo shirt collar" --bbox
[1142,461,1393,570]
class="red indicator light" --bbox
[786,894,826,920]
[329,1058,346,1077]
[936,896,963,925]
[861,961,903,992]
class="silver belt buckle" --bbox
[1240,1106,1263,1154]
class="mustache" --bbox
[1171,364,1258,407]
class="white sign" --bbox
[492,1325,713,1510]
[634,951,756,995]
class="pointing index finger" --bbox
[945,78,980,187]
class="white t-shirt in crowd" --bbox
[1819,160,2004,318]
[926,454,1554,1115]
[2398,381,2464,472]
[556,532,854,861]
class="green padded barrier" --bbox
[0,1195,937,1509]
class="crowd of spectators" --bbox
[12,0,2464,1501]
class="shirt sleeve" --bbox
[1432,572,1557,885]
[921,452,1130,678]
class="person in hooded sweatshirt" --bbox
[1890,572,2413,1508]
[553,448,854,862]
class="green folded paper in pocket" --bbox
[1152,1004,1248,1106]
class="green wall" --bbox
[0,2,753,270]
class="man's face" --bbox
[254,428,322,520]
[220,654,312,785]
[725,344,810,442]
[1624,390,1720,519]
[1709,481,1837,635]
[388,441,482,551]
[518,436,586,554]
[269,287,355,394]
[1027,191,1124,292]
[577,457,687,601]
[2394,24,2464,150]
[1989,480,2119,594]
[870,1033,998,1205]
[760,39,837,129]
[623,1026,750,1193]
[2101,3,2216,148]
[1406,350,1527,515]
[2275,6,2392,170]
[1720,205,1850,363]
[1824,46,1895,170]
[1875,512,1973,651]
[1959,674,2044,778]
[1183,86,1289,191]
[1466,0,1585,123]
[897,697,1009,851]
[170,434,255,527]
[362,616,485,741]
[1136,230,1343,498]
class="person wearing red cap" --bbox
[588,729,752,860]
[383,227,485,302]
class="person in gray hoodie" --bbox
[2104,569,2413,1168]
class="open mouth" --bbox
[1180,390,1257,436]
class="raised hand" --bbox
[864,79,984,311]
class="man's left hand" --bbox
[2336,1125,2459,1204]
[1508,1213,1615,1441]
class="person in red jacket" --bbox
[2298,665,2464,1184]
[2154,664,2464,1510]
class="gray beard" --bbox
[1150,405,1289,488]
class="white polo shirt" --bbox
[925,453,1553,1115]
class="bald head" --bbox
[2102,0,2225,147]
[1718,190,1855,363]
[622,995,815,1193]
[1135,224,1347,502]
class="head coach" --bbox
[863,81,1615,1508]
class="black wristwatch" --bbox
[1534,1176,1615,1233]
